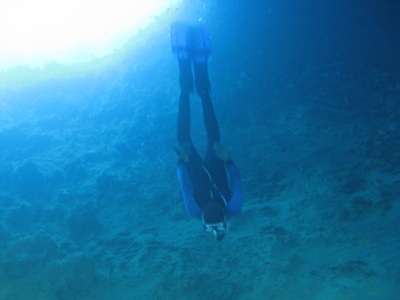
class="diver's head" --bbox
[202,202,227,241]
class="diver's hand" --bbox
[213,143,231,162]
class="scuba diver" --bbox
[171,23,243,241]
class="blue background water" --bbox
[0,1,399,299]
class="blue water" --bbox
[1,1,399,299]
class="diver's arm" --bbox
[177,164,202,218]
[225,160,243,215]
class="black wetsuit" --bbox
[177,59,242,216]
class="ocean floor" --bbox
[1,63,399,299]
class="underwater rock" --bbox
[114,141,135,159]
[13,161,46,198]
[328,260,375,278]
[48,170,65,187]
[336,171,366,195]
[95,172,125,204]
[67,203,102,244]
[2,232,61,279]
[378,181,400,213]
[5,203,39,234]
[0,223,10,245]
[82,151,106,164]
[0,194,15,206]
[0,126,26,153]
[54,255,97,300]
[0,164,13,191]
[96,172,122,193]
[26,134,58,154]
[63,158,87,181]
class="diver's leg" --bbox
[193,62,219,145]
[177,84,210,210]
[173,23,214,209]
[177,59,193,145]
[176,59,204,171]
[193,62,230,196]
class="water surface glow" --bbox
[0,0,181,70]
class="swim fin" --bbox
[171,22,190,60]
[170,22,212,63]
[188,24,212,64]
